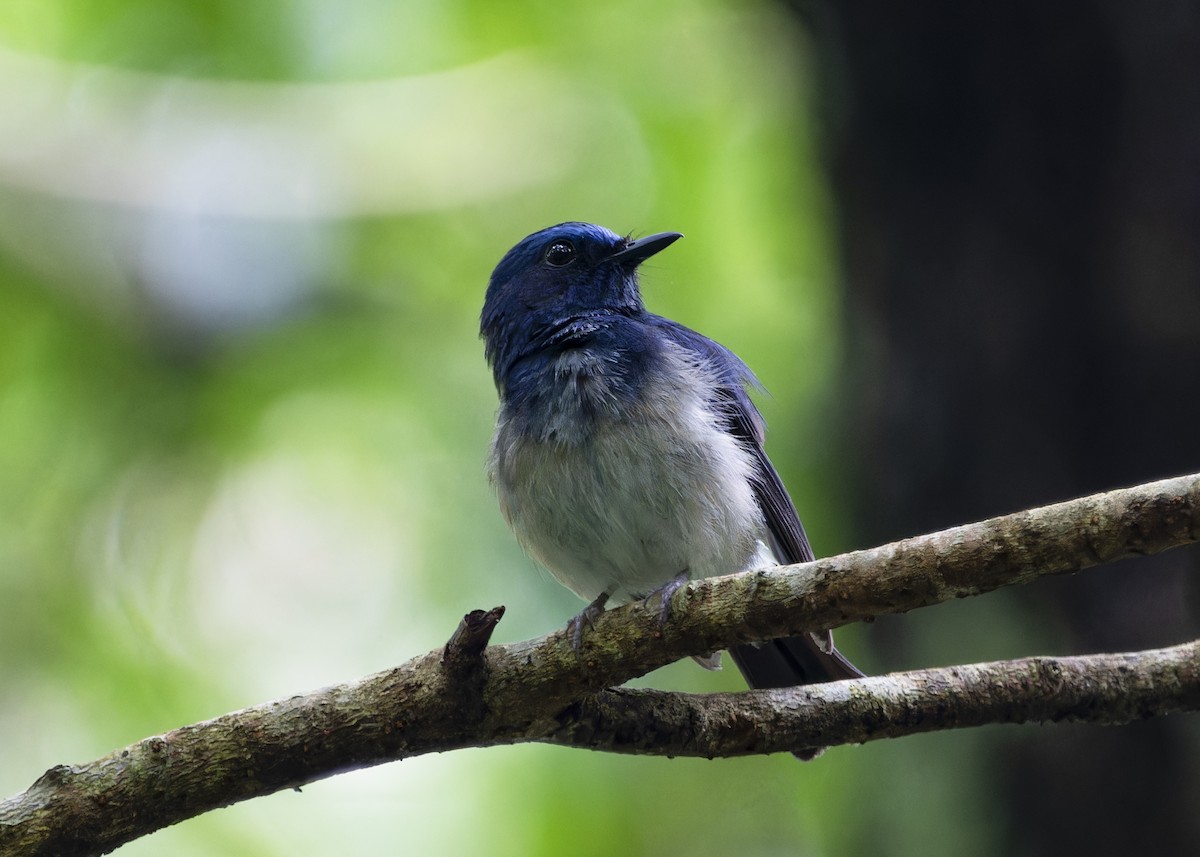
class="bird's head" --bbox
[480,222,681,384]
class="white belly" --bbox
[488,354,768,603]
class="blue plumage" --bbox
[481,222,862,722]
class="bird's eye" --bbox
[544,240,576,267]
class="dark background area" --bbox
[793,3,1200,853]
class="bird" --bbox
[481,222,862,746]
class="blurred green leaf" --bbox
[0,3,942,855]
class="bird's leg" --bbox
[643,569,690,626]
[567,590,610,653]
[644,570,722,669]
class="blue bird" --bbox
[481,222,862,722]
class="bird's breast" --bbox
[488,345,767,602]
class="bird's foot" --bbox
[643,570,690,626]
[567,591,610,654]
[643,571,720,669]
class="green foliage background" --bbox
[1,2,1005,854]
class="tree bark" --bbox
[549,642,1200,755]
[2,473,1197,857]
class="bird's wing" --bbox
[648,316,813,563]
[650,315,863,685]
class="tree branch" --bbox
[547,641,1200,756]
[2,473,1198,856]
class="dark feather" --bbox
[650,315,864,688]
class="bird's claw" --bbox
[567,591,610,654]
[643,570,690,626]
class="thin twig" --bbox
[547,641,1200,756]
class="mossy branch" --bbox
[2,473,1198,856]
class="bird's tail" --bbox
[729,634,863,687]
[729,634,863,760]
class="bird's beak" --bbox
[607,231,683,266]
